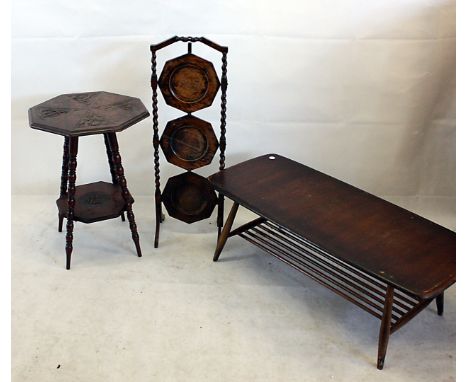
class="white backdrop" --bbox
[11,0,456,226]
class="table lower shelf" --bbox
[233,218,433,333]
[57,181,133,224]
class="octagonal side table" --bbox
[29,91,150,269]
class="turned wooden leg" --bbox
[436,292,444,316]
[104,134,118,185]
[377,285,394,370]
[154,191,162,248]
[65,137,78,270]
[104,134,126,224]
[58,137,69,232]
[217,193,224,240]
[107,133,142,257]
[213,202,239,262]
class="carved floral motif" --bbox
[67,93,98,104]
[40,108,69,119]
[76,114,107,128]
[98,101,134,111]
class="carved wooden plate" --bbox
[162,172,217,224]
[158,53,220,113]
[160,115,219,170]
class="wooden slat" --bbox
[234,220,428,323]
[240,232,384,320]
[252,225,408,317]
[263,221,421,308]
[241,230,404,320]
[228,217,266,237]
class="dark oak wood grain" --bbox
[162,172,218,224]
[28,91,149,137]
[151,49,163,248]
[150,36,229,246]
[65,137,78,270]
[209,154,455,369]
[107,132,142,257]
[377,286,394,370]
[57,181,131,224]
[104,133,125,221]
[158,53,220,113]
[213,202,239,261]
[209,154,455,299]
[160,115,219,170]
[30,92,148,268]
[58,136,70,232]
[151,36,228,54]
[436,292,444,316]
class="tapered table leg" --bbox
[436,292,444,316]
[377,285,394,369]
[58,216,64,233]
[65,137,78,269]
[213,202,239,262]
[107,133,142,257]
[154,191,161,248]
[217,193,224,240]
[58,136,70,232]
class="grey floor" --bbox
[12,196,455,382]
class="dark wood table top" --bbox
[28,91,149,137]
[209,154,455,299]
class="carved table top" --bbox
[28,91,150,136]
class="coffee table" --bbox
[209,154,455,369]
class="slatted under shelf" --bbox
[237,220,424,327]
